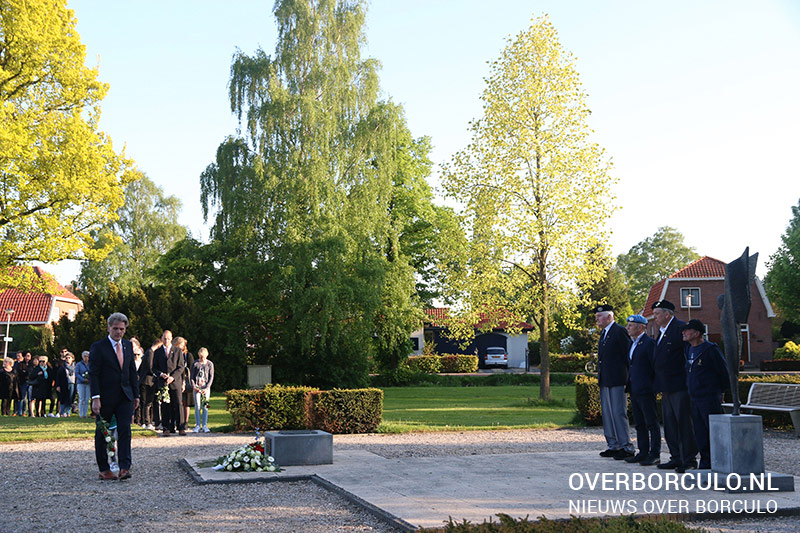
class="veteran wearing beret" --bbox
[651,300,697,473]
[594,304,635,460]
[624,314,661,465]
[682,319,729,470]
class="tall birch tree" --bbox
[201,0,442,385]
[442,15,615,399]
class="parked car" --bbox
[484,346,508,368]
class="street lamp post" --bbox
[3,309,14,359]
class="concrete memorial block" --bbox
[710,414,764,474]
[709,413,794,492]
[264,429,333,466]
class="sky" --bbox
[44,0,800,284]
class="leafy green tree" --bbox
[78,172,187,294]
[765,199,800,324]
[0,0,133,290]
[616,226,699,310]
[200,0,440,386]
[441,15,615,399]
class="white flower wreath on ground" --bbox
[212,429,282,472]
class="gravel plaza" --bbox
[5,426,798,532]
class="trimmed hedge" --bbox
[307,388,383,434]
[406,355,442,373]
[440,354,479,373]
[226,385,383,434]
[549,353,592,373]
[226,385,315,431]
[370,372,577,388]
[760,360,800,371]
[576,373,800,430]
[574,374,601,425]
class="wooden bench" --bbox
[722,382,800,437]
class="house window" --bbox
[411,337,419,351]
[680,287,701,308]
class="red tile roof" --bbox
[0,267,81,324]
[642,257,727,315]
[424,307,534,331]
[670,257,726,278]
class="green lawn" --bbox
[378,384,578,433]
[0,395,233,443]
[1,387,579,441]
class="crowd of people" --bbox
[595,299,730,473]
[0,329,215,435]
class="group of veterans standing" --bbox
[594,299,730,472]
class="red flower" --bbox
[253,444,264,453]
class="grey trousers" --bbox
[661,390,697,465]
[600,385,634,452]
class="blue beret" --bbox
[627,314,647,325]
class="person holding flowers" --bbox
[190,347,214,433]
[90,312,139,481]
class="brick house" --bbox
[0,267,83,330]
[642,257,776,366]
[410,308,534,369]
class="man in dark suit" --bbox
[90,312,139,481]
[624,314,661,466]
[138,340,156,430]
[155,336,185,436]
[594,304,634,460]
[651,300,697,473]
[151,330,172,430]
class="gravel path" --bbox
[1,427,798,532]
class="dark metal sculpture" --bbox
[717,248,758,415]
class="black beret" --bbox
[682,319,705,333]
[594,304,613,313]
[652,300,675,311]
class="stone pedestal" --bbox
[709,414,794,492]
[710,414,764,474]
[264,429,333,466]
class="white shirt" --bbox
[658,316,674,344]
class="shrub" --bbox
[574,374,601,425]
[440,354,479,373]
[419,514,702,532]
[407,354,442,373]
[549,353,591,373]
[774,341,800,361]
[226,385,316,431]
[307,388,383,434]
[759,360,800,371]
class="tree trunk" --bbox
[539,286,551,401]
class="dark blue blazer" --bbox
[89,337,139,405]
[628,334,656,395]
[686,341,730,398]
[653,317,687,393]
[598,322,631,387]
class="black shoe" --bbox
[639,455,661,466]
[657,459,681,469]
[599,449,618,457]
[625,452,647,463]
[677,460,697,473]
[613,449,635,460]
